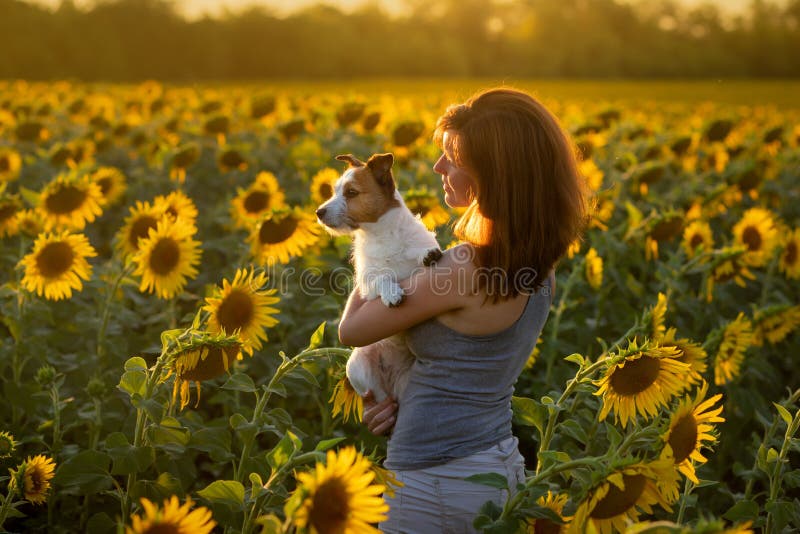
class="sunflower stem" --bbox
[49,384,62,455]
[676,476,695,523]
[0,485,17,531]
[97,262,134,366]
[11,235,28,425]
[765,407,800,534]
[758,253,779,309]
[545,259,583,385]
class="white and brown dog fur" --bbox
[316,153,442,402]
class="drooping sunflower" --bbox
[660,328,708,388]
[660,381,724,485]
[310,167,340,205]
[568,458,678,534]
[594,341,689,427]
[90,166,127,206]
[116,200,168,259]
[20,230,97,300]
[649,293,668,341]
[167,335,243,410]
[329,373,363,423]
[526,491,571,533]
[0,431,18,458]
[732,207,779,268]
[8,454,57,505]
[625,518,753,534]
[0,194,22,238]
[682,220,714,259]
[778,228,800,279]
[714,312,754,386]
[231,171,287,230]
[156,190,198,230]
[585,248,603,290]
[403,188,451,230]
[0,147,22,182]
[752,305,800,347]
[250,207,320,265]
[38,173,104,230]
[370,463,403,499]
[126,496,216,534]
[132,218,201,299]
[286,446,389,534]
[202,268,280,355]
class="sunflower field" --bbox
[0,79,799,534]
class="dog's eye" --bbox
[345,189,359,198]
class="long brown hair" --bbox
[434,87,590,302]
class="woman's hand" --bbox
[362,390,398,436]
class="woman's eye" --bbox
[345,189,359,198]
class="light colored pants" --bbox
[380,437,526,534]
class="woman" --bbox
[338,87,589,533]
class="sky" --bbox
[26,0,771,20]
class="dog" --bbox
[316,152,442,402]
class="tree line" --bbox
[1,0,799,80]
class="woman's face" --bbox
[433,130,477,208]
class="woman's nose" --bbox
[433,155,446,173]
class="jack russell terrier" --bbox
[316,153,442,402]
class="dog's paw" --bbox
[380,282,405,307]
[422,247,443,266]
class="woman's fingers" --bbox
[362,391,397,436]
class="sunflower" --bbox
[168,337,243,410]
[169,143,200,183]
[202,268,280,355]
[649,293,668,341]
[38,173,104,230]
[286,446,389,534]
[0,194,22,238]
[660,328,707,388]
[732,207,779,268]
[329,374,363,423]
[660,381,724,485]
[705,248,756,302]
[217,146,248,173]
[8,454,57,505]
[133,218,201,299]
[126,496,216,534]
[250,207,320,265]
[0,431,17,458]
[682,220,714,259]
[15,209,44,237]
[645,212,684,261]
[310,167,340,205]
[590,198,615,231]
[403,188,451,230]
[0,147,22,182]
[566,238,582,259]
[116,200,168,259]
[156,190,198,230]
[594,341,689,427]
[714,313,753,386]
[752,305,800,346]
[625,519,753,533]
[90,166,127,206]
[585,248,603,290]
[231,171,286,229]
[778,228,800,279]
[20,230,97,300]
[370,463,403,499]
[568,458,678,534]
[526,491,571,533]
[579,158,604,192]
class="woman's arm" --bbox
[338,253,467,347]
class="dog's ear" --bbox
[366,153,395,192]
[335,154,365,167]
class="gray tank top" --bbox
[385,274,552,471]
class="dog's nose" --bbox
[315,207,327,219]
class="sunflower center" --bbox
[217,289,255,333]
[309,478,349,534]
[0,156,10,172]
[668,413,698,463]
[533,518,562,534]
[411,205,430,217]
[140,524,181,534]
[0,203,17,222]
[148,238,180,275]
[178,345,239,381]
[785,241,797,266]
[689,233,704,249]
[609,356,661,396]
[44,184,88,214]
[36,241,75,278]
[319,183,333,200]
[259,217,298,244]
[97,177,112,196]
[589,474,646,520]
[28,468,45,493]
[129,216,159,249]
[742,226,762,251]
[244,191,269,214]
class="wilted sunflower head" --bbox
[286,446,389,534]
[126,495,216,534]
[38,172,104,230]
[9,454,57,505]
